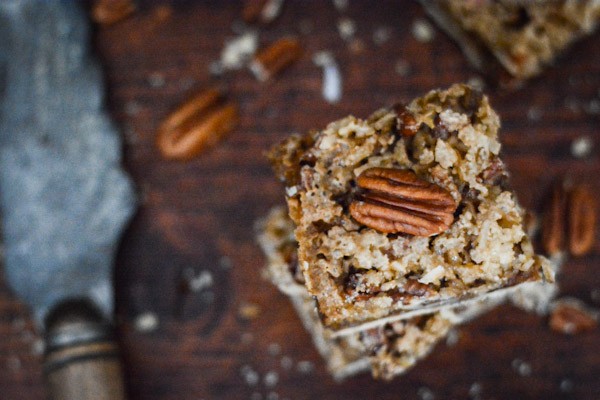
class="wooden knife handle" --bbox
[44,315,127,400]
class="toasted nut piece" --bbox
[568,185,596,256]
[481,156,507,186]
[541,182,566,256]
[394,104,419,137]
[92,0,136,25]
[250,38,302,82]
[156,88,239,160]
[349,168,457,236]
[550,299,597,335]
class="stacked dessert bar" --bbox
[258,84,557,380]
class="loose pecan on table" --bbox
[541,182,567,256]
[549,299,598,335]
[541,181,596,257]
[568,185,596,256]
[349,167,457,236]
[156,87,238,161]
[250,38,303,82]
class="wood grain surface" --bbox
[1,1,600,399]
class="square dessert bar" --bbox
[288,291,455,381]
[257,207,459,380]
[268,84,554,331]
[256,206,556,380]
[289,292,456,381]
[422,0,600,80]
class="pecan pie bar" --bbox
[256,206,556,380]
[422,0,600,81]
[268,84,554,332]
[289,291,456,381]
[256,207,462,380]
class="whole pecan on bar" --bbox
[92,0,136,25]
[249,38,303,82]
[568,185,596,256]
[156,87,239,161]
[349,167,457,236]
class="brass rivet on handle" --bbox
[156,87,239,161]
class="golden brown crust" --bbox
[257,208,455,380]
[269,84,551,330]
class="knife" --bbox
[0,1,136,399]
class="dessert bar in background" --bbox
[421,0,600,82]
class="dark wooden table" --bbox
[1,1,600,399]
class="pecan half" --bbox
[541,182,566,256]
[156,87,238,160]
[568,185,596,256]
[541,182,596,257]
[349,167,457,236]
[250,38,302,82]
[550,299,597,335]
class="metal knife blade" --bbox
[0,1,136,398]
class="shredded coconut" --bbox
[313,51,342,103]
[571,136,593,158]
[412,19,435,43]
[219,31,258,71]
[134,312,159,332]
